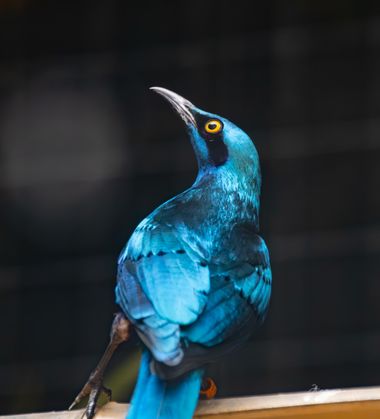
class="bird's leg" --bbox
[69,312,131,418]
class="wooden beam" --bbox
[2,386,380,419]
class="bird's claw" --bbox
[69,373,111,419]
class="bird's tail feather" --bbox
[127,349,203,419]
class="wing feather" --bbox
[118,219,210,326]
[184,232,271,348]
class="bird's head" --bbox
[150,87,261,192]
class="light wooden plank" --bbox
[2,386,380,419]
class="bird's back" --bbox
[117,179,270,375]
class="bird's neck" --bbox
[193,163,261,227]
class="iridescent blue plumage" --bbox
[116,87,272,419]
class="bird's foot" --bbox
[68,313,131,419]
[69,370,111,419]
[200,377,217,399]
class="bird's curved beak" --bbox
[150,87,197,128]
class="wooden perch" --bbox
[2,385,380,419]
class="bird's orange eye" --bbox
[205,119,223,134]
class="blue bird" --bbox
[70,87,272,419]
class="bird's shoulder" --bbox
[118,187,209,264]
[120,221,186,262]
[209,222,264,266]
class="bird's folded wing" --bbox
[185,229,271,347]
[118,220,210,326]
[228,231,272,320]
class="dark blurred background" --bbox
[1,0,380,415]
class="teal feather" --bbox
[127,350,203,419]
